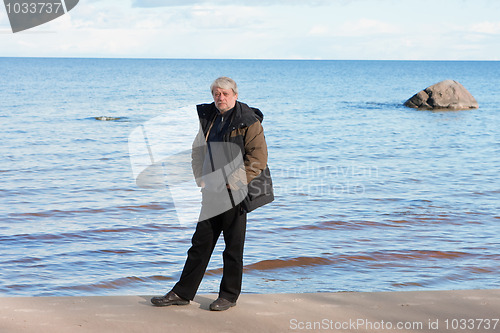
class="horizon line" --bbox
[0,56,499,62]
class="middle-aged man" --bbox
[151,77,273,311]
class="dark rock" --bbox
[94,116,125,121]
[404,80,478,110]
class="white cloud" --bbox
[470,21,500,34]
[61,29,144,55]
[1,0,500,60]
[132,0,197,7]
[306,18,400,39]
[337,18,399,37]
[309,25,329,36]
[186,6,265,30]
[131,0,330,7]
[134,18,165,30]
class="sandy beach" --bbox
[0,289,498,332]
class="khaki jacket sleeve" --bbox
[243,121,268,184]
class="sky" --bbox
[1,0,500,60]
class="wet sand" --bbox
[0,289,498,332]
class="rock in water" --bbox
[94,116,123,121]
[404,80,478,110]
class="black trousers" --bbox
[172,200,247,303]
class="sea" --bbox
[0,58,499,297]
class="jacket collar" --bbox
[197,101,260,129]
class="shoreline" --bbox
[1,289,499,332]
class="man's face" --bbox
[213,87,238,113]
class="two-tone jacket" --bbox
[191,101,274,212]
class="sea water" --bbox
[0,58,498,296]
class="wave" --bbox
[0,223,185,243]
[56,275,173,292]
[271,219,402,233]
[8,203,175,219]
[206,250,480,276]
[339,101,404,111]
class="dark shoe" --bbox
[151,291,190,307]
[209,297,236,311]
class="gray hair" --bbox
[210,77,238,96]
